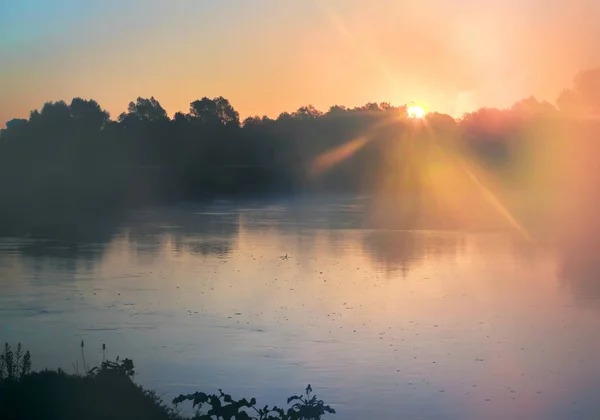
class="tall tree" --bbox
[69,98,110,131]
[118,97,168,124]
[189,96,240,127]
[292,105,322,120]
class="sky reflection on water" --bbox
[1,197,599,420]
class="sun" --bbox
[407,104,425,119]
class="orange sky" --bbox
[2,0,600,125]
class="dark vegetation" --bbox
[0,67,598,237]
[173,385,335,420]
[0,343,336,420]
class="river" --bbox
[1,196,599,420]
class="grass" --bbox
[0,343,336,420]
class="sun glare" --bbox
[407,104,425,119]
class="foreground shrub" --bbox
[0,343,336,420]
[173,384,336,420]
[0,344,179,420]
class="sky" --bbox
[1,0,600,125]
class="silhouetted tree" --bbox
[292,105,323,120]
[5,118,27,129]
[69,98,110,131]
[189,96,240,127]
[557,67,600,115]
[326,105,347,116]
[277,111,293,121]
[172,112,189,125]
[118,97,168,125]
[0,68,590,235]
[242,116,263,127]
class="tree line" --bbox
[0,68,598,235]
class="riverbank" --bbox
[0,344,335,420]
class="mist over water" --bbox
[1,195,600,420]
[3,63,600,419]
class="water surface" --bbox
[1,196,599,420]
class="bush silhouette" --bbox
[0,345,336,420]
[173,384,335,420]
